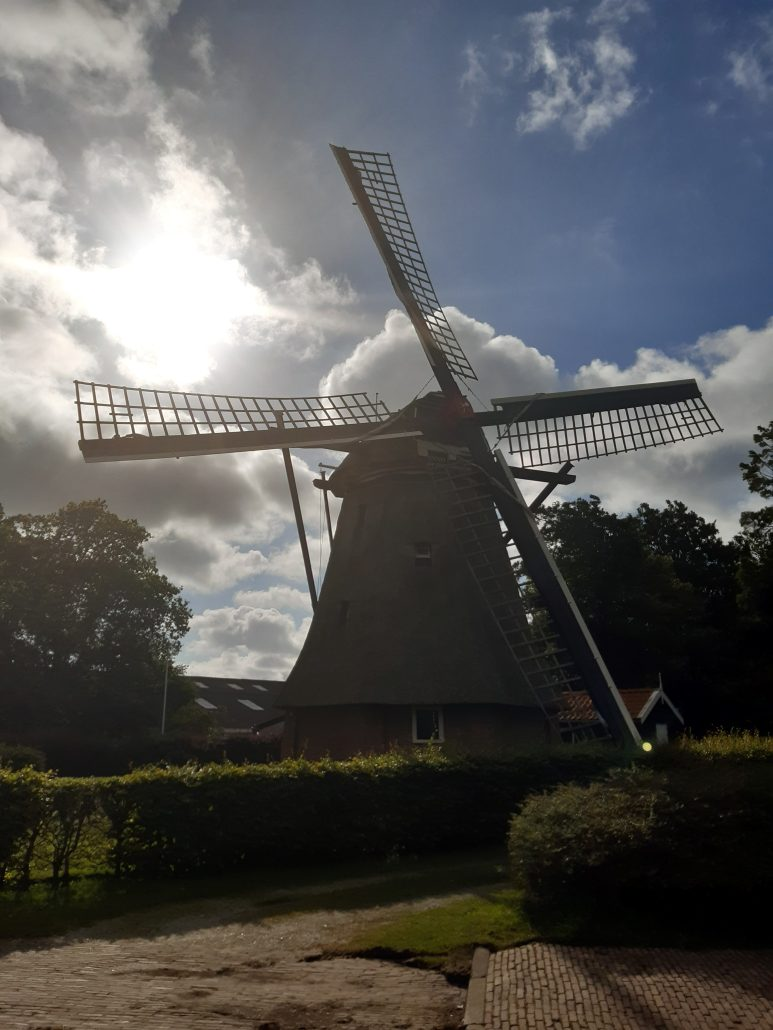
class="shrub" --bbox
[508,762,773,930]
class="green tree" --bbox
[740,421,773,498]
[0,500,191,737]
[634,500,739,623]
[538,496,704,693]
[735,421,773,723]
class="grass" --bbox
[338,887,535,978]
[0,846,507,942]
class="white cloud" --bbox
[234,585,313,613]
[461,1,647,148]
[181,605,310,679]
[459,42,496,125]
[321,306,557,409]
[189,23,214,81]
[148,529,270,594]
[0,0,179,111]
[728,20,773,101]
[563,319,773,537]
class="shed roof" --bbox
[559,687,684,726]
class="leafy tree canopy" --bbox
[537,496,704,691]
[0,500,191,737]
[740,421,773,499]
[736,420,773,654]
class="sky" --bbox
[1,0,772,679]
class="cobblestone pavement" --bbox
[0,890,465,1030]
[482,943,773,1030]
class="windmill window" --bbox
[414,542,432,567]
[412,706,444,743]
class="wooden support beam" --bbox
[509,465,576,486]
[320,469,334,547]
[281,447,318,611]
[529,462,575,512]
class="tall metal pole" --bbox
[282,447,318,610]
[320,469,334,547]
[161,659,169,736]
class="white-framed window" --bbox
[655,722,669,744]
[412,706,444,743]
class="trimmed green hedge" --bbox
[4,734,771,889]
[1,746,623,885]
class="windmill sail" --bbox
[331,146,477,384]
[75,380,393,462]
[487,379,722,467]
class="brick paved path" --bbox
[483,943,773,1030]
[0,893,464,1030]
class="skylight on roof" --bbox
[238,699,264,711]
[252,683,269,692]
[193,680,209,689]
[228,682,243,691]
[195,697,217,710]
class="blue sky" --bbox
[1,0,772,677]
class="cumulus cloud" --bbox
[557,319,773,536]
[180,605,311,679]
[321,306,558,409]
[460,0,647,147]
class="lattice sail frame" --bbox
[75,380,391,442]
[335,147,477,382]
[497,394,722,467]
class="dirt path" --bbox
[0,885,466,1030]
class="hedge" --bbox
[4,734,771,888]
[0,745,623,885]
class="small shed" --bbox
[560,680,685,744]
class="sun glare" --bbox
[82,235,264,387]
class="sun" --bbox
[83,233,265,387]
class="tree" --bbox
[538,496,704,693]
[735,421,773,721]
[0,500,191,737]
[634,500,739,624]
[740,421,773,499]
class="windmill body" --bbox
[281,395,545,758]
[75,146,723,756]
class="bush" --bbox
[508,761,773,933]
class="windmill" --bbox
[74,146,722,756]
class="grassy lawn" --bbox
[338,887,535,979]
[0,846,508,942]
